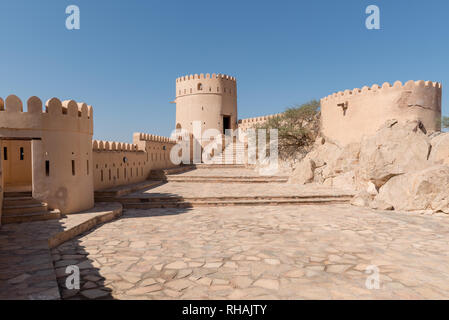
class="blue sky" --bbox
[0,0,447,142]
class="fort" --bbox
[0,74,447,300]
[0,76,443,225]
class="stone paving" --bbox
[0,203,122,300]
[52,204,449,300]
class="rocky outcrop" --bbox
[429,132,449,166]
[376,165,449,213]
[289,119,449,214]
[357,120,431,189]
[288,159,315,184]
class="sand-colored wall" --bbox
[175,73,237,146]
[238,113,283,132]
[92,133,177,190]
[0,95,94,214]
[321,80,442,146]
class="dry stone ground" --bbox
[52,201,449,299]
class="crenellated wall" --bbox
[0,95,94,213]
[320,80,442,146]
[238,113,283,132]
[92,133,177,190]
[175,73,238,146]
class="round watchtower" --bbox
[175,73,237,144]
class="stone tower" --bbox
[175,73,237,146]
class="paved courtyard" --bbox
[52,203,449,300]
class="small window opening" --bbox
[20,147,24,160]
[45,160,50,176]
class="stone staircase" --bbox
[115,194,354,209]
[164,175,288,183]
[209,138,246,165]
[2,191,61,224]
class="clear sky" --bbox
[0,0,447,141]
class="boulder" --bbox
[326,170,357,191]
[376,165,449,213]
[357,120,431,188]
[327,142,360,175]
[288,159,315,184]
[429,132,449,166]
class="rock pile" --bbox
[289,119,449,214]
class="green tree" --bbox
[253,100,321,160]
[443,116,449,129]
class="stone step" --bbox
[1,209,61,224]
[123,197,352,209]
[195,164,247,169]
[165,176,288,183]
[3,202,49,216]
[116,194,353,204]
[94,180,164,198]
[4,191,32,198]
[3,196,42,206]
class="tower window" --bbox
[20,147,24,160]
[3,147,7,160]
[87,160,89,175]
[197,83,203,90]
[72,160,75,176]
[45,160,50,176]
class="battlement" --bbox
[176,73,236,83]
[92,140,140,152]
[0,95,93,135]
[133,132,176,144]
[175,73,237,98]
[321,80,442,104]
[238,113,283,124]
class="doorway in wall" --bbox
[2,139,32,192]
[223,115,231,135]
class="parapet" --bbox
[175,73,237,98]
[238,113,283,125]
[0,94,93,135]
[92,140,140,152]
[176,73,236,83]
[321,80,442,105]
[133,132,176,144]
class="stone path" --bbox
[0,203,122,299]
[52,204,449,300]
[172,167,284,177]
[124,182,354,199]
